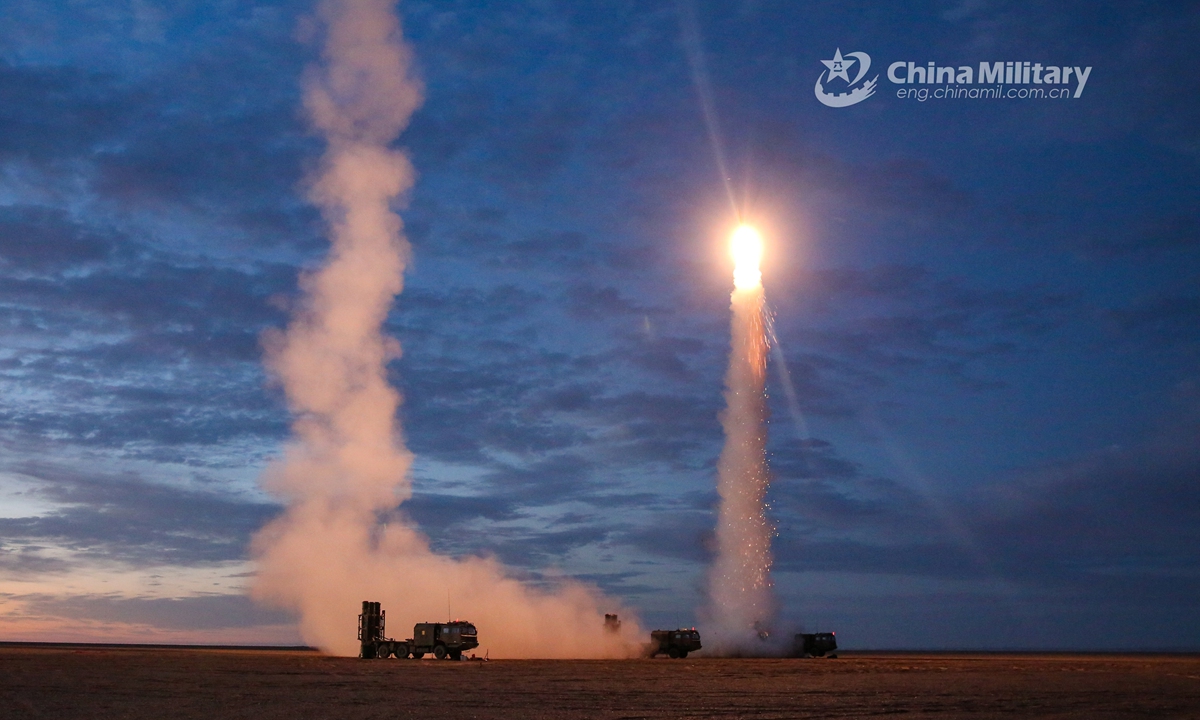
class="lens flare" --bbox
[730,224,763,290]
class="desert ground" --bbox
[1,645,1198,719]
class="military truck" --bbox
[358,601,479,660]
[793,631,837,658]
[648,628,702,659]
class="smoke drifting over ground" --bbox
[703,234,779,655]
[251,0,641,657]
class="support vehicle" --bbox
[358,600,479,660]
[793,631,837,658]
[648,628,702,659]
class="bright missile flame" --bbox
[730,224,763,290]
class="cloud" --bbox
[465,523,618,570]
[969,440,1200,586]
[769,438,861,481]
[1086,214,1200,256]
[565,284,653,320]
[764,432,1200,600]
[618,509,713,565]
[0,61,125,162]
[1107,295,1200,342]
[0,463,280,568]
[0,206,297,459]
[0,205,119,272]
[400,491,522,531]
[0,545,72,576]
[10,592,294,632]
[773,538,977,578]
[761,265,1076,411]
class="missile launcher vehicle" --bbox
[358,601,479,660]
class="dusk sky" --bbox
[1,0,1198,650]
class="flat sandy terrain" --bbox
[1,645,1198,719]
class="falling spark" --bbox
[704,223,777,654]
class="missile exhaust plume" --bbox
[250,0,641,657]
[704,223,777,654]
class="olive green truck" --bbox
[358,600,479,660]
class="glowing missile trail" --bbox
[705,223,776,653]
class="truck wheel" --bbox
[376,645,391,659]
[667,647,680,659]
[433,645,447,660]
[394,644,408,659]
[679,651,689,659]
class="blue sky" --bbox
[0,0,1197,649]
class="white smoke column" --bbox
[251,0,642,657]
[704,224,776,654]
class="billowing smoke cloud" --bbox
[703,231,778,654]
[251,0,641,657]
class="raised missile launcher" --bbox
[359,601,479,660]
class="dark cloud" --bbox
[567,570,663,598]
[0,203,295,459]
[1107,295,1200,342]
[0,463,280,567]
[478,454,601,504]
[769,438,861,481]
[0,12,316,242]
[400,492,522,531]
[0,206,119,272]
[0,545,72,576]
[0,61,126,161]
[618,509,713,565]
[479,523,616,568]
[968,441,1200,586]
[765,435,1200,601]
[14,592,294,631]
[565,284,652,320]
[773,537,978,578]
[1086,214,1200,256]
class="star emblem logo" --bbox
[814,48,877,108]
[820,48,856,84]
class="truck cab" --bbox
[649,628,702,659]
[793,632,837,657]
[409,621,479,660]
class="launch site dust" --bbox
[2,0,1200,717]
